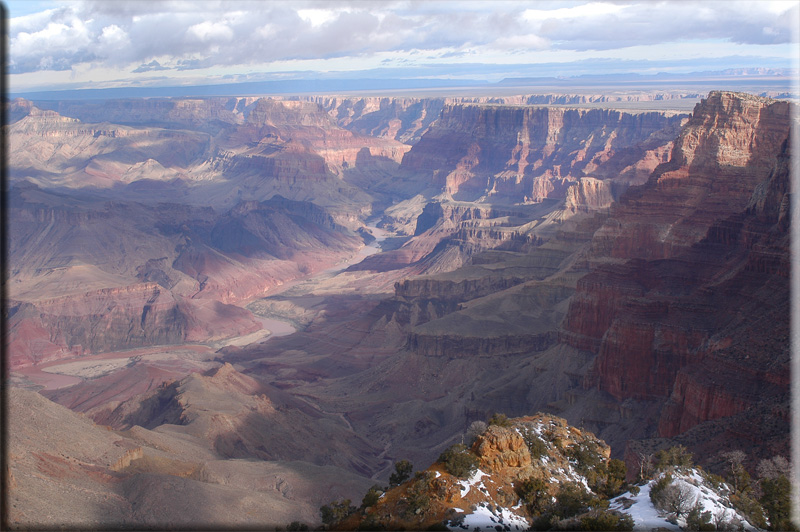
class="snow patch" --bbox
[610,469,759,532]
[448,502,529,532]
[459,469,488,498]
[609,482,682,531]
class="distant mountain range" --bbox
[11,68,797,100]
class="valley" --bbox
[5,90,793,529]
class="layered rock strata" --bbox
[400,104,686,203]
[7,184,363,368]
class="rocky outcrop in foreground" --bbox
[337,414,616,531]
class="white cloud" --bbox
[297,8,339,27]
[522,2,624,22]
[99,24,130,49]
[492,34,551,51]
[5,0,799,89]
[186,21,234,43]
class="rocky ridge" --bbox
[337,414,617,531]
[399,104,686,203]
[7,183,363,368]
[232,91,794,486]
[6,369,377,529]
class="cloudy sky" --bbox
[6,0,799,92]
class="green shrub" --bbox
[730,492,767,530]
[438,444,479,479]
[361,484,384,509]
[579,511,635,531]
[700,470,727,492]
[389,459,413,487]
[655,445,693,472]
[553,482,594,519]
[403,475,432,517]
[685,503,715,531]
[320,499,356,527]
[516,477,550,514]
[357,514,385,531]
[760,475,796,531]
[531,513,557,531]
[603,458,628,498]
[649,473,673,505]
[527,435,549,459]
[516,477,549,504]
[488,412,512,427]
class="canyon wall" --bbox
[8,90,792,480]
[400,104,686,203]
[551,92,792,457]
[7,183,363,369]
[338,92,792,468]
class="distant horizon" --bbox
[6,1,799,95]
[10,67,798,102]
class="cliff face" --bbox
[301,92,699,145]
[333,92,791,471]
[400,104,686,203]
[6,184,362,369]
[558,92,791,445]
[354,104,685,280]
[308,96,446,144]
[7,98,408,223]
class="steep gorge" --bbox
[7,90,793,529]
[355,92,792,467]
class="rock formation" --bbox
[357,92,792,468]
[337,414,617,531]
[6,90,792,530]
[6,379,375,529]
[399,104,686,203]
[7,182,363,368]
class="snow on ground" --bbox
[671,471,758,531]
[459,469,488,498]
[610,482,682,531]
[448,503,529,532]
[610,469,759,531]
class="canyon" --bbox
[5,90,792,529]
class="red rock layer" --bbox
[560,92,791,436]
[400,104,686,203]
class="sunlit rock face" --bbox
[400,104,685,203]
[559,92,791,447]
[355,92,791,468]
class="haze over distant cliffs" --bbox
[5,90,793,529]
